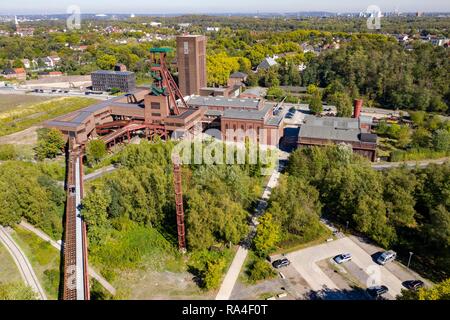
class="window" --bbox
[152,113,161,117]
[151,102,160,110]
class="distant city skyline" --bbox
[1,0,449,15]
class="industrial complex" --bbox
[45,35,377,154]
[42,36,379,300]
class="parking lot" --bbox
[267,236,427,300]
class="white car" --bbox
[333,253,352,264]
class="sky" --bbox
[1,0,449,14]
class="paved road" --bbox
[0,226,47,300]
[285,237,404,299]
[19,221,117,296]
[372,158,448,171]
[215,153,286,300]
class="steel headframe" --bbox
[149,48,190,116]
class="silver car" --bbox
[376,250,397,265]
[333,253,352,264]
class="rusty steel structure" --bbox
[62,137,90,300]
[149,47,189,115]
[172,155,186,252]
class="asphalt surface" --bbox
[285,237,404,299]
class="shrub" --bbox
[0,144,17,160]
[248,259,276,282]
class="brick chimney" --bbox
[353,99,363,119]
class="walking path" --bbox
[215,152,287,300]
[371,158,448,171]
[19,221,117,296]
[0,226,47,300]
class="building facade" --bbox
[91,70,136,92]
[176,35,207,96]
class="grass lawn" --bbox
[274,225,333,255]
[0,96,99,137]
[0,241,22,284]
[0,95,53,113]
[10,226,61,300]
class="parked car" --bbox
[333,253,352,264]
[272,258,290,269]
[367,285,389,298]
[376,250,397,265]
[403,280,424,291]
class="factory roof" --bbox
[186,96,261,109]
[222,103,272,121]
[299,125,361,143]
[299,116,377,144]
[91,70,135,76]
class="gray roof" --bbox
[266,115,283,126]
[257,57,278,70]
[91,70,135,76]
[230,72,248,79]
[304,116,360,129]
[222,103,272,121]
[299,125,361,143]
[186,96,260,109]
[241,87,266,97]
[299,116,377,143]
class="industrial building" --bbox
[46,35,285,148]
[91,67,136,93]
[297,100,378,161]
[46,35,377,160]
[176,35,207,96]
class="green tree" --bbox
[411,127,432,148]
[96,54,117,70]
[266,86,285,101]
[418,278,450,300]
[206,52,240,86]
[433,129,450,152]
[247,258,276,282]
[309,90,323,115]
[35,128,66,160]
[332,92,353,117]
[86,139,107,166]
[253,213,281,257]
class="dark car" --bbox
[367,285,389,298]
[285,113,294,119]
[272,258,290,269]
[403,280,424,291]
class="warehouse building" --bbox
[297,116,377,161]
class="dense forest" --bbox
[304,38,450,112]
[282,145,449,281]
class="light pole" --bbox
[407,251,413,268]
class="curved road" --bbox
[19,221,117,296]
[0,226,47,300]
